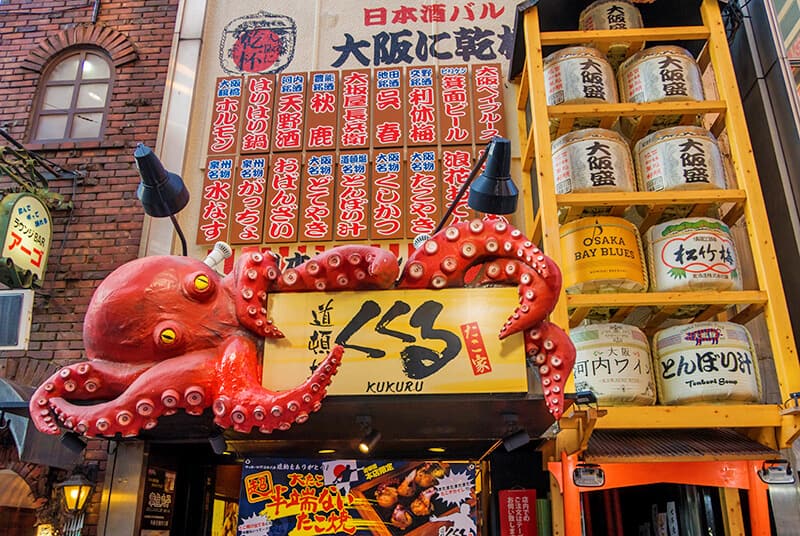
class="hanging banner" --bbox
[0,193,52,288]
[499,489,538,536]
[263,287,527,395]
[237,458,478,536]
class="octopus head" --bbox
[83,255,240,363]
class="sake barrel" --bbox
[578,0,645,68]
[645,217,742,292]
[617,46,705,137]
[552,128,636,194]
[544,47,618,137]
[560,216,648,293]
[652,322,761,404]
[634,126,727,192]
[571,323,657,405]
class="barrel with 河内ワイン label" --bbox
[652,322,762,404]
[571,322,657,405]
[559,216,648,293]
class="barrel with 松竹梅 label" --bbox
[578,0,645,68]
[645,217,742,292]
[544,46,618,137]
[571,323,657,405]
[560,216,648,293]
[617,46,705,137]
[652,322,761,404]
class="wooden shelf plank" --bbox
[540,26,710,46]
[567,291,767,309]
[555,189,746,207]
[594,404,782,429]
[547,100,727,119]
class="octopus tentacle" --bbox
[227,247,284,339]
[276,246,400,292]
[524,321,576,420]
[211,336,343,433]
[397,218,562,338]
[35,350,217,437]
[29,360,155,435]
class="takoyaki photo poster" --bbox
[237,458,479,536]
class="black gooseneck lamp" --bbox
[134,143,190,256]
[432,136,518,236]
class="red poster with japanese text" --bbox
[372,67,405,148]
[264,153,301,243]
[335,150,370,241]
[441,146,477,227]
[472,63,506,142]
[339,69,371,149]
[229,156,267,244]
[406,148,441,239]
[305,71,339,150]
[207,77,243,156]
[439,65,474,146]
[499,489,538,536]
[196,156,235,245]
[271,73,306,152]
[370,148,405,241]
[240,74,275,154]
[406,66,438,147]
[299,152,335,243]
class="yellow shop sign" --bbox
[263,287,527,395]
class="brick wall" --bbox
[0,1,178,535]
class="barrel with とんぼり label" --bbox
[544,46,618,137]
[571,322,657,405]
[578,0,645,68]
[560,216,648,293]
[645,217,742,292]
[552,128,636,194]
[634,126,728,192]
[617,46,705,137]
[652,322,761,405]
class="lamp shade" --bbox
[358,429,381,454]
[58,474,93,513]
[135,143,190,218]
[468,137,518,215]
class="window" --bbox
[31,49,113,142]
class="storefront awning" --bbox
[583,428,779,463]
[0,378,81,469]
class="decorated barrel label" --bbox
[618,46,704,137]
[544,47,618,136]
[578,0,645,68]
[560,216,648,293]
[552,128,636,194]
[634,126,727,192]
[571,323,657,405]
[645,217,742,291]
[653,322,761,404]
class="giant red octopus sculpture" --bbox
[30,218,575,438]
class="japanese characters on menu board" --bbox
[197,64,506,248]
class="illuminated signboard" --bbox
[0,193,52,288]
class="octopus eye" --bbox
[160,328,177,344]
[184,271,216,301]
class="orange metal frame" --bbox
[548,452,771,536]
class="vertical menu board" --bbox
[264,153,301,243]
[371,148,405,240]
[230,156,267,244]
[441,146,477,227]
[439,65,474,146]
[305,71,338,150]
[272,73,306,152]
[207,77,243,156]
[339,70,371,149]
[240,75,275,154]
[406,148,440,238]
[373,67,405,148]
[472,63,506,142]
[299,152,336,243]
[335,150,370,240]
[196,156,234,245]
[406,66,438,146]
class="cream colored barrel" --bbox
[634,126,728,192]
[560,216,648,293]
[571,323,656,405]
[544,46,618,136]
[652,322,761,404]
[578,0,645,68]
[618,46,704,137]
[645,217,742,292]
[552,128,636,194]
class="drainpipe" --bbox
[92,0,100,23]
